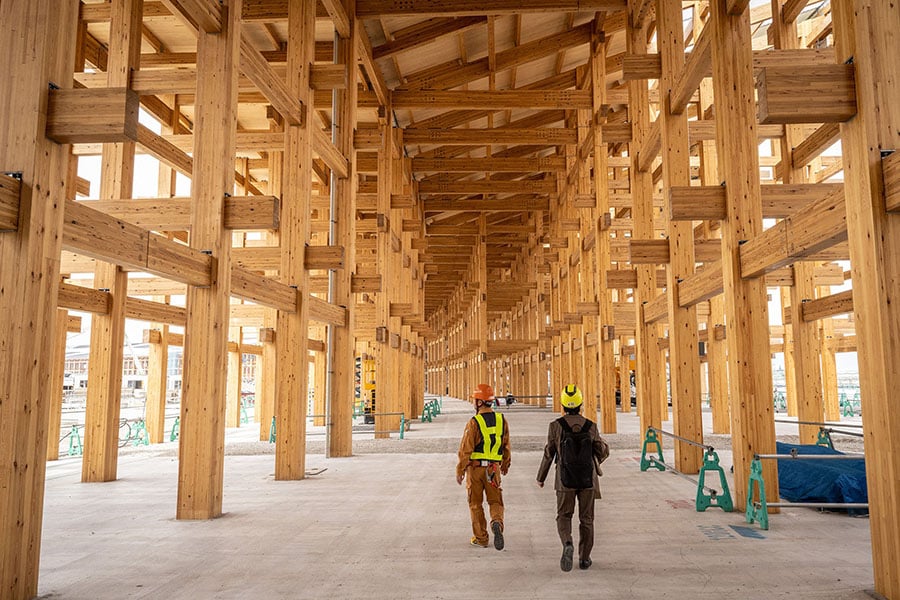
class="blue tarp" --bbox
[776,442,868,512]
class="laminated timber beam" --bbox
[423,197,550,211]
[391,90,592,110]
[45,87,139,144]
[239,33,304,126]
[668,183,844,220]
[0,173,21,231]
[739,186,847,278]
[356,0,626,17]
[884,151,900,212]
[623,47,836,81]
[76,196,280,230]
[372,16,486,60]
[756,65,857,124]
[403,128,577,145]
[418,180,555,195]
[669,22,711,115]
[801,290,853,322]
[159,0,223,33]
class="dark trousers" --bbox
[556,489,595,560]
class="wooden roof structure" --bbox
[2,0,900,598]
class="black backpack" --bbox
[557,417,595,489]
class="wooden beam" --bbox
[312,127,349,178]
[320,0,350,37]
[670,23,711,115]
[57,282,110,314]
[373,17,485,59]
[356,0,626,16]
[883,151,900,212]
[308,295,347,326]
[159,0,223,33]
[45,87,139,144]
[669,183,844,220]
[305,245,345,270]
[418,180,555,195]
[791,122,842,169]
[782,0,811,24]
[412,156,565,172]
[423,197,550,211]
[623,47,837,81]
[231,266,297,312]
[740,186,847,277]
[135,124,193,178]
[239,34,303,126]
[77,195,279,231]
[757,65,857,124]
[403,128,576,145]
[0,173,21,231]
[124,296,187,325]
[801,289,853,322]
[391,90,592,110]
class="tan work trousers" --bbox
[466,464,504,545]
[556,489,595,560]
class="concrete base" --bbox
[39,398,874,599]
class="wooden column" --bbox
[313,343,326,426]
[145,327,169,443]
[780,287,798,415]
[327,1,357,457]
[0,1,78,595]
[819,312,840,421]
[591,22,617,433]
[47,309,70,461]
[177,0,240,517]
[772,0,824,443]
[658,0,703,472]
[82,0,143,483]
[475,214,489,384]
[374,114,394,437]
[709,0,777,507]
[627,6,663,433]
[832,1,900,595]
[225,327,242,428]
[258,325,276,439]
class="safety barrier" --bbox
[640,427,733,512]
[421,398,442,422]
[773,418,864,451]
[746,449,868,530]
[64,424,83,456]
[170,416,180,441]
[269,412,409,443]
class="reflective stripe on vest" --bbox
[470,413,504,461]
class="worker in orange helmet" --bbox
[456,383,511,550]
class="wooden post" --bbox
[327,0,358,457]
[258,325,276,440]
[374,114,394,438]
[819,311,840,421]
[709,0,778,508]
[772,0,824,444]
[225,327,242,428]
[0,1,78,595]
[145,327,169,443]
[627,5,663,433]
[47,309,70,461]
[658,0,703,473]
[780,287,798,415]
[832,1,900,595]
[274,0,314,478]
[177,0,240,517]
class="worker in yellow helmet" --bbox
[456,383,511,550]
[536,385,609,571]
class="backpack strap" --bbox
[557,416,572,433]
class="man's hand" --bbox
[500,467,508,476]
[536,480,544,488]
[457,473,465,485]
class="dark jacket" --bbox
[536,414,609,496]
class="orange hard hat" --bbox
[471,383,495,402]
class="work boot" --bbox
[579,559,592,570]
[470,537,488,548]
[560,542,574,572]
[491,521,504,551]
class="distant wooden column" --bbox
[772,0,823,443]
[780,287,798,415]
[225,327,242,428]
[0,1,78,596]
[591,22,617,432]
[258,325,276,439]
[145,327,169,443]
[374,113,394,436]
[313,342,326,426]
[328,4,357,456]
[832,1,900,596]
[273,0,314,477]
[47,309,70,461]
[709,0,777,507]
[177,0,240,517]
[658,0,703,473]
[627,7,663,433]
[82,0,143,483]
[475,214,489,384]
[819,313,840,421]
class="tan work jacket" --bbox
[455,408,512,479]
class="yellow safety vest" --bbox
[470,413,504,461]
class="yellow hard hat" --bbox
[561,385,583,409]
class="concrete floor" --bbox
[39,398,875,599]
